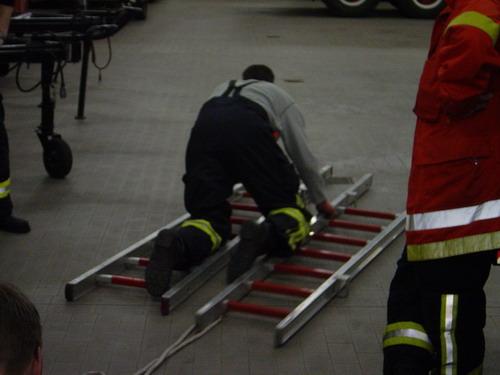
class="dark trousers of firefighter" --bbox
[0,94,13,218]
[383,247,493,375]
[178,96,305,266]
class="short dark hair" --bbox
[0,283,42,375]
[242,65,275,83]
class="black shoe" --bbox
[226,221,269,283]
[0,215,31,234]
[145,229,183,297]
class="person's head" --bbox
[0,283,42,375]
[242,65,275,83]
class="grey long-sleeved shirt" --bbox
[210,79,327,205]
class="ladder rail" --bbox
[160,220,264,315]
[64,213,190,301]
[274,212,405,346]
[195,174,373,331]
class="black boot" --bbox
[0,215,30,234]
[226,221,270,283]
[145,229,185,298]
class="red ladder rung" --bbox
[297,247,351,262]
[97,274,146,288]
[227,300,291,318]
[251,280,314,298]
[328,219,382,233]
[230,203,259,212]
[344,207,396,220]
[273,263,333,279]
[312,232,367,246]
[124,257,150,267]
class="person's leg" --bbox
[0,94,30,234]
[224,111,311,282]
[417,251,493,375]
[383,248,435,375]
[0,93,13,218]
[145,103,233,297]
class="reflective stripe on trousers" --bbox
[441,294,459,375]
[268,206,310,250]
[0,178,11,199]
[181,219,222,251]
[383,321,434,353]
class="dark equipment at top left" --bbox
[0,3,137,178]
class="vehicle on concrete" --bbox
[322,0,445,18]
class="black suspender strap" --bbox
[221,80,237,97]
[220,80,257,98]
[233,81,256,96]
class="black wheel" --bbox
[43,137,73,179]
[322,0,379,17]
[394,0,444,18]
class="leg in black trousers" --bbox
[384,248,493,375]
[0,93,13,218]
[0,94,30,234]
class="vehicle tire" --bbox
[322,0,379,17]
[394,0,445,18]
[43,137,73,179]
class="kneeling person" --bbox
[145,65,334,297]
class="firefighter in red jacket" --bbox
[383,0,500,374]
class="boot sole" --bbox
[145,230,177,297]
[226,222,267,283]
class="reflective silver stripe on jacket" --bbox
[407,199,500,231]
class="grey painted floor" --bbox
[1,0,500,374]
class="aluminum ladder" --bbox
[195,173,405,346]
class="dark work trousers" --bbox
[384,247,494,375]
[0,94,13,218]
[178,96,304,266]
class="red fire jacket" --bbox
[406,0,500,261]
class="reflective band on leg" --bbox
[383,321,434,353]
[181,219,222,252]
[269,207,310,250]
[0,178,11,199]
[441,294,459,375]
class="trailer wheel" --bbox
[43,137,73,179]
[395,0,445,18]
[322,0,379,17]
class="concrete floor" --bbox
[1,0,500,374]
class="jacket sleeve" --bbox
[436,12,500,104]
[279,103,327,205]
